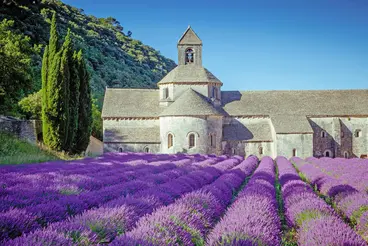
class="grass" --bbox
[0,131,83,165]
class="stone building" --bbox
[102,26,368,159]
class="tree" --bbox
[91,98,102,141]
[58,29,72,151]
[74,50,92,153]
[42,12,61,148]
[41,13,92,153]
[18,90,42,119]
[0,19,38,115]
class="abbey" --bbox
[102,27,368,159]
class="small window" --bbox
[355,129,361,138]
[189,133,195,148]
[292,148,297,157]
[212,87,217,99]
[341,131,344,138]
[321,131,326,138]
[144,147,150,153]
[259,146,263,155]
[118,147,123,153]
[232,148,236,155]
[163,87,169,99]
[185,48,194,64]
[168,134,173,148]
[344,151,349,158]
[210,134,216,147]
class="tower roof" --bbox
[159,89,222,117]
[178,26,202,45]
[157,64,222,85]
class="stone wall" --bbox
[244,141,274,159]
[0,116,41,143]
[159,115,222,154]
[309,117,368,158]
[104,143,161,153]
[276,133,313,159]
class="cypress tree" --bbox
[65,51,80,152]
[42,12,59,147]
[58,29,72,151]
[48,13,58,69]
[74,50,92,153]
[41,45,50,146]
[46,49,62,150]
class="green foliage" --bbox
[18,90,42,119]
[74,50,92,153]
[0,131,57,165]
[0,19,40,115]
[92,98,103,141]
[1,1,176,108]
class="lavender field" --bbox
[0,153,367,245]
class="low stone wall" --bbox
[0,116,42,144]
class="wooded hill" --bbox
[0,0,176,108]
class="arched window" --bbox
[292,148,297,157]
[259,146,263,155]
[144,146,150,153]
[355,129,361,138]
[341,131,344,138]
[321,131,326,138]
[118,147,123,153]
[232,148,236,155]
[344,151,349,158]
[168,134,173,148]
[185,48,194,64]
[189,133,195,148]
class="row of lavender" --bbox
[292,157,368,242]
[0,153,242,244]
[114,155,260,245]
[278,157,366,245]
[306,157,368,193]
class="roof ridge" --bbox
[225,89,368,93]
[106,88,159,91]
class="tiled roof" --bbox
[102,88,161,118]
[160,89,223,117]
[221,90,368,116]
[223,121,273,142]
[103,127,160,143]
[157,64,222,84]
[178,26,202,45]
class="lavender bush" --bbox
[281,156,366,245]
[206,156,281,246]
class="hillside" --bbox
[0,0,176,107]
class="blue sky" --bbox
[63,0,368,91]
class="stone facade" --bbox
[102,27,368,159]
[0,116,42,143]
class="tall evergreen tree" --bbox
[46,48,62,150]
[42,12,60,147]
[75,50,92,153]
[41,45,50,145]
[41,13,92,153]
[58,29,72,151]
[48,13,58,70]
[64,45,80,152]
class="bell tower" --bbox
[177,26,202,66]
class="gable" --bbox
[178,26,202,45]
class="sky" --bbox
[63,0,368,91]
